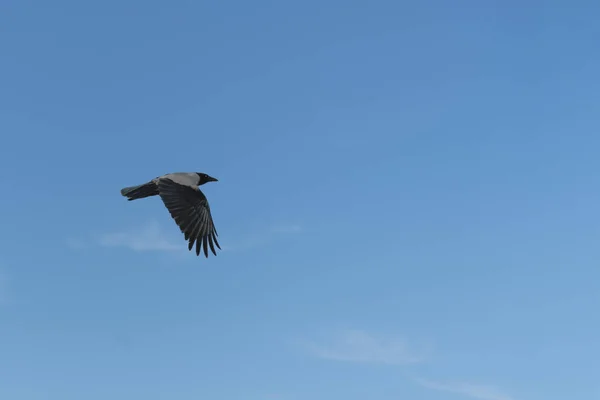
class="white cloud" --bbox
[97,221,183,252]
[69,221,301,254]
[415,378,515,400]
[301,329,516,400]
[304,330,427,366]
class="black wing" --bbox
[157,178,221,257]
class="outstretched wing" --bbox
[157,178,220,257]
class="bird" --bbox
[120,172,221,257]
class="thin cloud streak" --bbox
[415,378,515,400]
[97,221,183,252]
[68,222,301,254]
[305,330,427,366]
[303,328,513,400]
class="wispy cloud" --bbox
[415,378,515,400]
[303,330,427,366]
[97,221,183,252]
[303,329,515,400]
[67,221,301,255]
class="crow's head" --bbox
[196,173,218,185]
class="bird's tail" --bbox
[120,181,159,201]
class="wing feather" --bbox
[157,178,220,257]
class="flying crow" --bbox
[120,172,221,257]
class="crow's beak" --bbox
[209,176,218,182]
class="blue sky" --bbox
[1,0,599,399]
